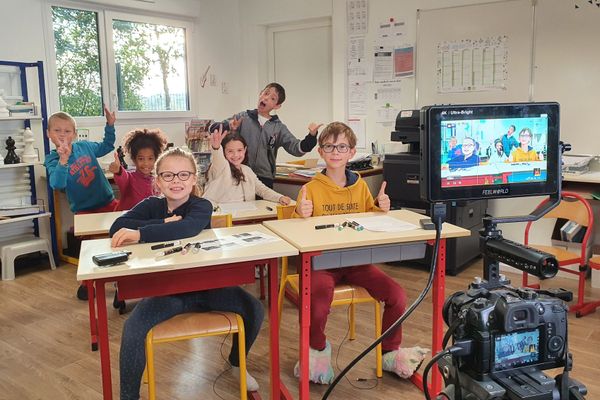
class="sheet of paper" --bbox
[231,231,281,246]
[346,0,368,35]
[349,216,418,232]
[218,202,258,213]
[347,117,366,149]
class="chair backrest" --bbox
[277,204,296,220]
[211,213,233,228]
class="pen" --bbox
[151,240,181,250]
[192,242,202,253]
[181,242,195,255]
[157,246,183,257]
[315,224,336,230]
[266,206,274,211]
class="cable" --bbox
[321,215,444,400]
[423,349,451,400]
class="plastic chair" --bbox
[144,312,249,400]
[276,205,383,377]
[1,237,56,280]
[523,191,594,317]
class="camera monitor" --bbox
[420,102,560,202]
[493,328,540,371]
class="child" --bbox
[448,137,480,170]
[219,82,322,188]
[108,128,168,211]
[45,105,118,300]
[294,122,429,384]
[109,147,264,398]
[509,127,543,162]
[202,125,291,206]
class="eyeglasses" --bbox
[157,171,195,182]
[462,143,475,148]
[320,144,351,153]
[519,134,531,137]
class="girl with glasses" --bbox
[109,147,265,398]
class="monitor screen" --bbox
[420,103,560,202]
[493,329,540,371]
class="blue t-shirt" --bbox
[44,124,115,213]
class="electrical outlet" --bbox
[77,128,89,141]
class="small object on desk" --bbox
[266,206,274,211]
[181,242,195,255]
[315,223,337,230]
[92,251,131,267]
[150,240,181,250]
[420,218,435,230]
[157,246,183,257]
[349,221,364,231]
[192,242,202,253]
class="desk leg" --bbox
[431,238,446,394]
[299,252,313,400]
[86,280,98,351]
[96,280,113,400]
[268,258,291,400]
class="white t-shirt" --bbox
[258,114,269,127]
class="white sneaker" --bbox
[231,366,260,392]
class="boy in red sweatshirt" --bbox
[294,121,428,384]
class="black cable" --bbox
[321,216,444,400]
[423,349,451,400]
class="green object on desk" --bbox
[591,192,600,201]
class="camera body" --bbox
[444,286,567,380]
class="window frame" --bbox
[44,1,196,124]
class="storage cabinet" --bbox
[0,60,57,276]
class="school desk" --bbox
[73,200,287,237]
[262,209,470,399]
[77,224,299,400]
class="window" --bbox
[50,5,191,118]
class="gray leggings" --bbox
[119,287,264,400]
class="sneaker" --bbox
[293,340,335,385]
[382,346,429,379]
[231,366,259,392]
[76,284,88,301]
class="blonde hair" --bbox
[318,122,357,148]
[154,147,202,197]
[48,111,77,131]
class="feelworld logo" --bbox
[482,188,510,196]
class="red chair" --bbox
[523,191,594,317]
[577,256,600,317]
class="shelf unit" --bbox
[0,60,57,264]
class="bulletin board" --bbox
[415,0,534,107]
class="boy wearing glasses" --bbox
[293,122,429,385]
[509,128,543,162]
[448,137,480,170]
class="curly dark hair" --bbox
[221,133,248,185]
[122,128,169,159]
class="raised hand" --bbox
[210,124,228,150]
[296,185,313,218]
[57,139,72,165]
[104,104,116,126]
[278,195,291,205]
[229,117,241,132]
[164,215,182,223]
[108,151,121,174]
[308,122,323,136]
[376,181,390,212]
[111,228,141,247]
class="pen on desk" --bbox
[266,206,274,211]
[151,240,180,250]
[181,242,194,255]
[315,223,337,230]
[157,246,183,257]
[193,242,202,253]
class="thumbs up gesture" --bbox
[296,185,313,218]
[108,151,121,174]
[376,181,390,212]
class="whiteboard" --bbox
[415,0,534,107]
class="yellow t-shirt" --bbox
[510,146,539,162]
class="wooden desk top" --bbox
[275,166,382,184]
[77,224,298,280]
[74,200,285,236]
[262,209,470,253]
[562,171,600,184]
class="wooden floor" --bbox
[1,257,599,400]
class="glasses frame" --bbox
[320,143,351,153]
[157,170,195,182]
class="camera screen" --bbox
[494,329,540,370]
[440,115,549,188]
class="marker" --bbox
[266,206,274,211]
[151,240,181,250]
[315,224,336,230]
[157,246,183,257]
[181,242,195,255]
[192,243,202,254]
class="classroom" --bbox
[1,0,599,399]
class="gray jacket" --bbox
[228,109,317,180]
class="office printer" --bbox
[383,110,486,275]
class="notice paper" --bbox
[218,202,258,213]
[349,216,418,232]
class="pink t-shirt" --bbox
[113,166,155,211]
